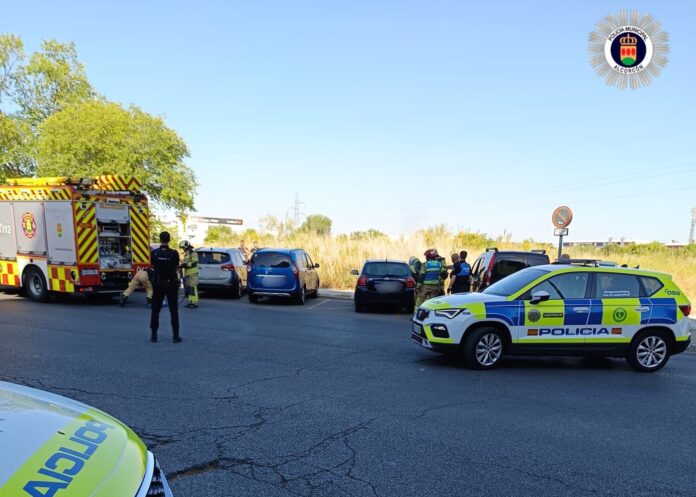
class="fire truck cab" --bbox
[0,176,151,301]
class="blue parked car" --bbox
[247,248,320,305]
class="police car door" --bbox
[590,272,644,345]
[519,272,591,347]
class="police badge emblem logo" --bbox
[588,10,669,89]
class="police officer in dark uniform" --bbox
[150,232,182,343]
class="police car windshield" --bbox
[482,268,550,297]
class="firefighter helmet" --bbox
[424,249,438,260]
[179,240,191,250]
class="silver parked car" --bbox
[196,247,248,298]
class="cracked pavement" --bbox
[1,291,696,496]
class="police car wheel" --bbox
[463,328,504,370]
[248,292,259,303]
[627,330,671,372]
[24,267,48,302]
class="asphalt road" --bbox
[1,290,695,497]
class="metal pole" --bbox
[557,234,563,261]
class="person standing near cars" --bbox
[179,240,199,309]
[416,249,448,306]
[150,232,182,343]
[447,253,460,294]
[238,240,250,261]
[250,240,260,257]
[450,250,472,293]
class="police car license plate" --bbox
[412,322,422,334]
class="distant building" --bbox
[179,216,244,246]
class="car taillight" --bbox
[246,265,252,272]
[484,256,496,285]
[679,304,691,317]
[357,275,368,286]
[405,277,416,288]
[291,264,300,276]
[221,264,235,271]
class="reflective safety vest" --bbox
[421,260,444,286]
[182,251,198,277]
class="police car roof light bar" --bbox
[530,249,547,254]
[485,247,498,252]
[554,258,603,267]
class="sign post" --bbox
[551,206,573,261]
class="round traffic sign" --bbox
[552,206,573,228]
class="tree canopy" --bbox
[299,214,332,236]
[0,34,196,214]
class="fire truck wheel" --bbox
[24,267,48,302]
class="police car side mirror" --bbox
[350,269,359,276]
[530,291,550,305]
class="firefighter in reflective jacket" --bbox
[179,240,199,308]
[416,249,448,307]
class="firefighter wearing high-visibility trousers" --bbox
[416,249,448,307]
[120,268,154,307]
[179,240,199,309]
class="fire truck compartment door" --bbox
[13,202,47,256]
[45,201,77,265]
[0,203,17,259]
[96,203,130,223]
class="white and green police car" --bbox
[411,263,691,372]
[0,381,173,497]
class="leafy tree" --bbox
[299,214,332,235]
[16,39,95,126]
[36,100,196,213]
[204,226,235,245]
[0,34,196,215]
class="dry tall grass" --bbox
[205,230,696,303]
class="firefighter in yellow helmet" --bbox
[179,240,199,308]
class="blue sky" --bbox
[3,0,695,242]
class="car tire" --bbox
[462,327,505,370]
[355,301,366,313]
[248,292,258,304]
[626,329,671,372]
[23,267,48,303]
[231,279,242,299]
[295,286,306,305]
[312,280,320,298]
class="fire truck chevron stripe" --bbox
[129,206,150,265]
[74,203,98,264]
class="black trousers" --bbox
[150,284,180,338]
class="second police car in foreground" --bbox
[0,381,173,497]
[412,261,691,372]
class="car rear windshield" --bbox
[252,252,293,268]
[197,251,231,264]
[483,268,550,297]
[363,262,410,277]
